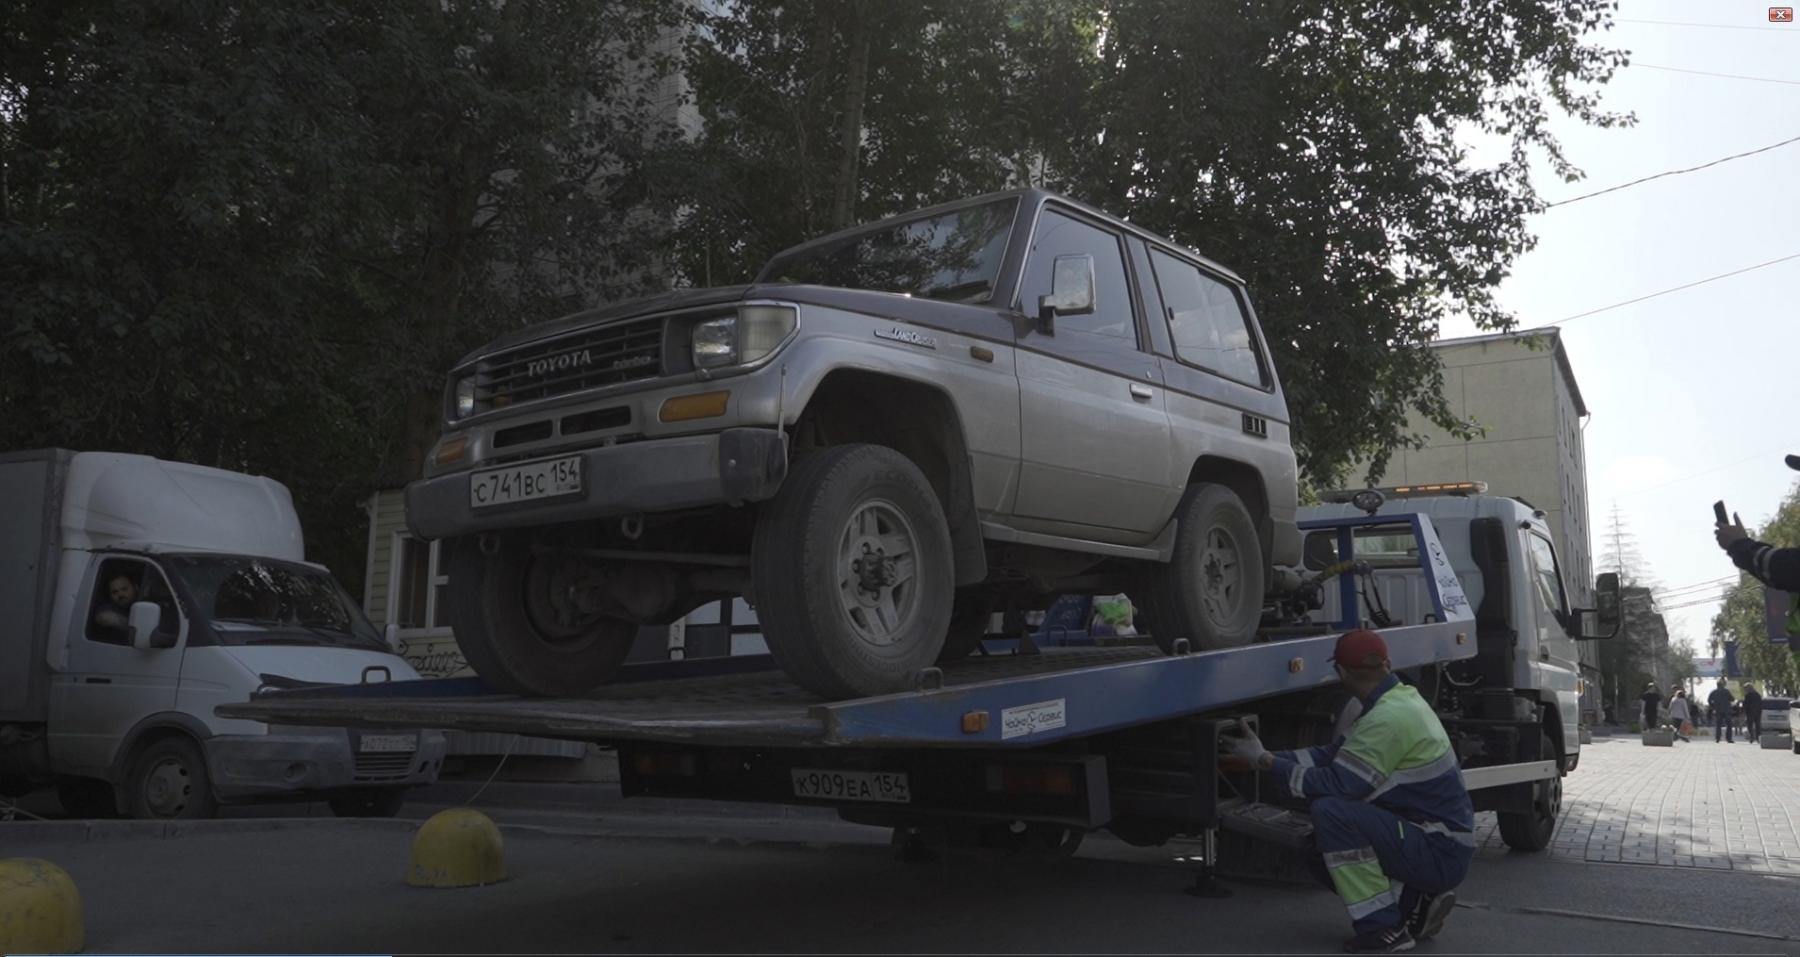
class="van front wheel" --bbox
[124,736,217,820]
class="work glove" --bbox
[1219,721,1273,771]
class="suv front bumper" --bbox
[406,427,789,540]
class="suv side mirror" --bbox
[384,622,402,654]
[1576,572,1622,640]
[1037,253,1095,333]
[128,601,171,650]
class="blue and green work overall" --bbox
[1266,675,1476,934]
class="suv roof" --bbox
[761,187,1247,285]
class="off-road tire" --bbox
[752,444,954,699]
[1147,483,1265,654]
[445,536,636,697]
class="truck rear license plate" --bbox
[791,769,910,804]
[359,734,418,753]
[469,455,582,509]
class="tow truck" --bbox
[221,487,1619,871]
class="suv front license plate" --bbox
[470,456,583,509]
[791,769,910,804]
[359,733,418,753]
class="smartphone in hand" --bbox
[1714,501,1730,526]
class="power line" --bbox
[1633,63,1800,86]
[1546,133,1800,207]
[1551,252,1800,325]
[1618,18,1800,35]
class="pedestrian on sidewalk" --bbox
[1744,683,1764,742]
[1708,679,1735,743]
[1641,682,1661,732]
[1668,691,1694,742]
[1221,629,1471,953]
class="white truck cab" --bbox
[1,449,445,819]
[1301,482,1618,849]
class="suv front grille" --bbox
[474,318,663,413]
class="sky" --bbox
[1437,1,1799,649]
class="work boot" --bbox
[1342,925,1415,953]
[1407,891,1456,941]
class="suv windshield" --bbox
[758,197,1017,303]
[167,555,387,652]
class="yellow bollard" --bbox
[0,858,84,954]
[407,808,507,888]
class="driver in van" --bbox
[91,573,140,636]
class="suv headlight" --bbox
[691,304,797,371]
[452,375,477,420]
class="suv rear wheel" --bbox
[445,537,636,696]
[1146,483,1264,653]
[753,444,954,699]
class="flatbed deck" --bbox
[219,622,1474,750]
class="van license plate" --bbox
[791,769,910,803]
[359,734,418,753]
[469,456,583,509]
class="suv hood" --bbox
[458,285,752,368]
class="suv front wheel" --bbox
[752,444,955,699]
[1146,483,1264,653]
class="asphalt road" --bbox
[8,812,1798,955]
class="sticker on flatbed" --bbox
[1000,699,1067,740]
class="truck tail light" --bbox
[985,765,1076,796]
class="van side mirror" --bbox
[128,601,171,650]
[1576,572,1622,640]
[1036,253,1095,333]
[384,622,402,654]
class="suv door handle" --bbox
[1129,383,1154,401]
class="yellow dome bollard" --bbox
[407,808,507,888]
[0,858,84,954]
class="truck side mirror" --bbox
[1036,253,1095,333]
[384,622,402,654]
[1577,572,1622,640]
[128,601,168,650]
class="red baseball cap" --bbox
[1332,629,1389,668]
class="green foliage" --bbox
[1712,482,1800,696]
[1,0,681,583]
[4,0,1632,586]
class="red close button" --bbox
[1773,7,1796,23]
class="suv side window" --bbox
[1148,248,1266,386]
[86,557,180,646]
[1017,208,1137,346]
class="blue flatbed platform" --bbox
[219,621,1473,750]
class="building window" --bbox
[389,534,449,632]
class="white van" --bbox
[0,449,445,819]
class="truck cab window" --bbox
[1526,534,1569,621]
[1017,208,1137,345]
[86,558,179,646]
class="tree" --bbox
[1712,482,1800,696]
[665,0,1631,486]
[1,0,684,582]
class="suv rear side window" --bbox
[1017,208,1136,345]
[1149,248,1266,386]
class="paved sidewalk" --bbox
[1471,733,1800,874]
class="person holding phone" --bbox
[1714,456,1800,642]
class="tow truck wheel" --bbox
[445,536,636,696]
[328,787,407,818]
[124,736,217,820]
[752,444,954,699]
[1498,731,1561,851]
[1149,483,1265,653]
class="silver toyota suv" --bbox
[408,189,1302,699]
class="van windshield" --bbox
[167,555,387,652]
